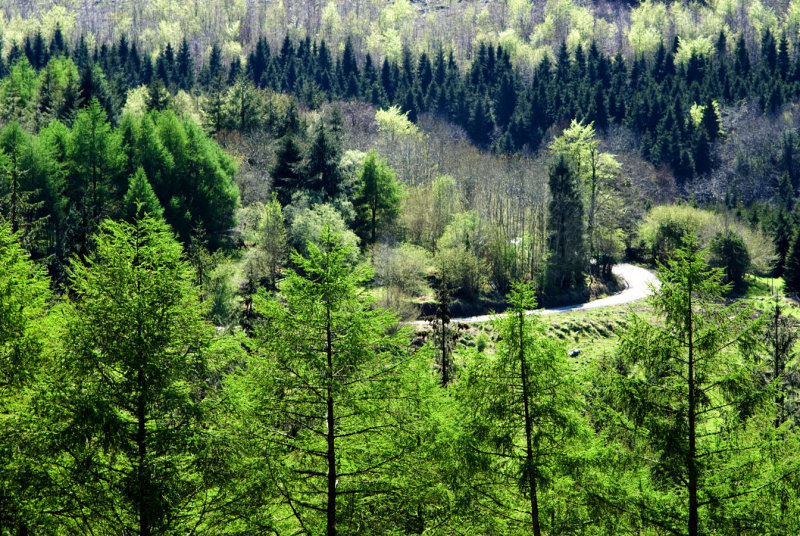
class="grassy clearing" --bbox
[741,274,784,298]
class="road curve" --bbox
[407,264,660,326]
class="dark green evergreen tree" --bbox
[302,117,342,200]
[783,228,800,293]
[547,154,585,290]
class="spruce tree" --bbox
[271,132,303,206]
[546,154,585,290]
[783,228,800,293]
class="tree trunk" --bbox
[136,367,151,536]
[371,202,376,244]
[326,307,337,536]
[687,278,698,536]
[518,311,541,536]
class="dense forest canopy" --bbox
[3,1,800,535]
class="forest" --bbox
[2,0,800,535]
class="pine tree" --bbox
[0,123,44,244]
[67,98,123,256]
[467,95,493,147]
[145,77,169,111]
[772,209,792,276]
[202,74,227,134]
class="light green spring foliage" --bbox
[0,222,54,536]
[8,0,800,74]
[550,120,625,264]
[436,210,487,296]
[0,222,50,390]
[355,149,406,243]
[375,105,422,142]
[226,227,437,535]
[289,203,360,264]
[372,242,431,297]
[122,167,164,221]
[639,205,776,274]
[455,281,587,534]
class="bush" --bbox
[372,242,431,297]
[709,230,750,286]
[639,205,775,275]
[289,203,360,264]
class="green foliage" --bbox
[456,281,586,534]
[640,205,776,274]
[547,153,585,290]
[708,229,750,286]
[436,211,486,299]
[67,98,124,253]
[783,228,800,293]
[550,120,623,275]
[289,203,360,264]
[121,167,164,221]
[599,235,788,535]
[36,215,229,535]
[227,227,435,534]
[373,242,431,297]
[355,149,405,243]
[0,223,53,533]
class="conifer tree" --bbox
[121,167,164,221]
[355,149,405,244]
[271,132,303,206]
[0,222,52,535]
[602,235,780,535]
[457,281,584,535]
[302,117,343,200]
[546,155,585,290]
[38,215,229,536]
[225,73,261,132]
[229,228,432,535]
[783,229,800,294]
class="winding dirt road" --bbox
[408,264,660,326]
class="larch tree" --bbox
[456,281,585,535]
[355,149,405,244]
[600,235,794,535]
[37,214,230,536]
[0,223,52,535]
[228,227,433,536]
